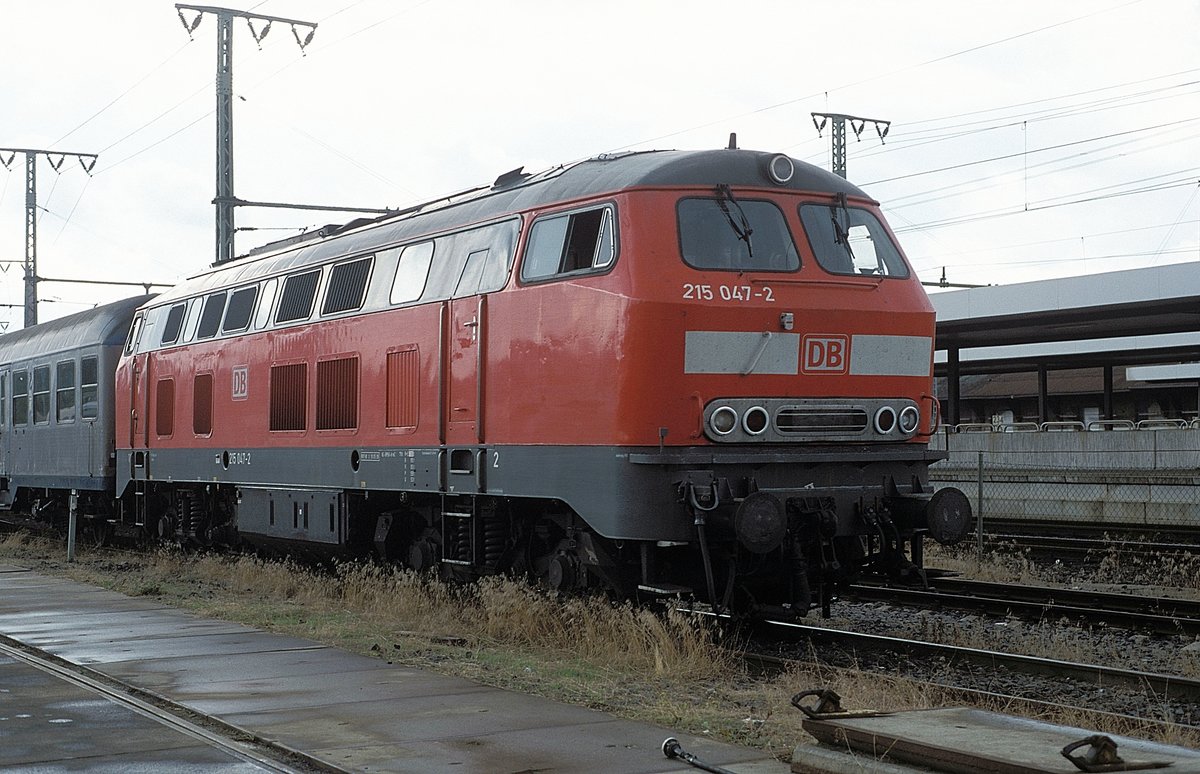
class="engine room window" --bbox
[81,357,99,420]
[799,203,909,278]
[196,292,226,339]
[389,242,434,305]
[12,370,28,426]
[222,286,258,333]
[32,365,50,425]
[678,197,799,272]
[323,257,373,315]
[521,206,615,281]
[254,278,278,330]
[56,360,76,423]
[156,378,175,437]
[160,304,186,345]
[194,373,213,436]
[276,269,321,324]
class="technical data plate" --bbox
[797,708,1200,774]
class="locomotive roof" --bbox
[151,148,871,305]
[0,295,154,364]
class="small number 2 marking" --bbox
[493,451,500,468]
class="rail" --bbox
[949,418,1195,434]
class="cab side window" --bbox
[521,206,615,282]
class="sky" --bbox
[1,0,1198,331]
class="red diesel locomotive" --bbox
[15,146,972,616]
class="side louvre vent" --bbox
[316,357,359,430]
[270,363,307,431]
[386,348,419,429]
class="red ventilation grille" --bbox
[386,348,419,429]
[270,363,307,431]
[317,357,358,431]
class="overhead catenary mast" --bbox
[0,147,98,327]
[174,4,319,266]
[811,112,890,179]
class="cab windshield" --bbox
[677,197,800,272]
[799,203,909,278]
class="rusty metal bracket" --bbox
[791,688,891,720]
[1061,735,1170,772]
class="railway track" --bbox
[846,577,1200,636]
[0,634,340,773]
[984,532,1200,559]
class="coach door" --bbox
[0,370,7,480]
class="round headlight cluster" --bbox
[709,405,771,437]
[873,406,897,434]
[898,405,921,434]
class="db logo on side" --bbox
[802,335,849,374]
[231,366,249,400]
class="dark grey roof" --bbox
[150,148,869,306]
[0,295,154,364]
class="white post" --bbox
[67,489,78,562]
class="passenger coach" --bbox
[100,147,967,615]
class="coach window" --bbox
[799,203,909,278]
[253,278,278,330]
[32,366,50,425]
[322,256,373,315]
[521,206,616,282]
[196,292,226,340]
[222,286,258,333]
[678,198,799,272]
[276,269,321,324]
[160,303,186,346]
[81,357,99,420]
[388,242,434,305]
[56,361,76,423]
[12,370,28,426]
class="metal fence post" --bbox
[67,489,78,563]
[976,452,984,562]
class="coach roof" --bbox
[150,148,870,306]
[0,295,153,365]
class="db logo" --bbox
[231,366,249,400]
[802,335,849,374]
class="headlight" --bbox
[742,406,770,435]
[873,406,897,434]
[898,405,920,434]
[709,406,738,436]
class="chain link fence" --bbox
[928,426,1200,536]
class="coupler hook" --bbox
[661,737,737,774]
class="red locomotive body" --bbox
[113,148,969,614]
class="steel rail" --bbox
[985,532,1200,557]
[0,634,341,773]
[744,650,1196,739]
[846,580,1200,636]
[754,618,1200,704]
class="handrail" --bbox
[1086,419,1135,431]
[1135,418,1189,430]
[1040,421,1085,432]
[998,422,1040,433]
[952,423,994,433]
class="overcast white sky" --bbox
[1,0,1198,330]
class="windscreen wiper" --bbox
[715,184,754,258]
[830,191,856,265]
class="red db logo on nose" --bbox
[802,335,849,374]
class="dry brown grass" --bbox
[2,530,1197,760]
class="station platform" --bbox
[0,563,787,773]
